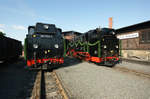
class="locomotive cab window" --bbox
[28,27,35,35]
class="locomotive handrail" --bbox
[24,38,27,60]
[63,39,66,57]
[68,40,86,47]
[75,40,86,47]
[119,40,122,57]
[88,41,100,46]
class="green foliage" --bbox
[0,31,6,36]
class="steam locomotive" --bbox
[24,23,64,68]
[65,28,121,67]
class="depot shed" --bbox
[62,31,82,40]
[116,20,150,61]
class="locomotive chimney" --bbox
[109,17,113,28]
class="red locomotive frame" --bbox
[67,49,119,64]
[27,58,64,66]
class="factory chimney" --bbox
[109,17,113,28]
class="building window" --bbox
[140,30,150,43]
[141,33,145,42]
[148,32,150,42]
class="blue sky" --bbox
[0,0,150,44]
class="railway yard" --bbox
[1,0,150,99]
[0,57,150,99]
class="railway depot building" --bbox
[116,20,150,62]
[62,31,81,40]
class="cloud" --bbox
[40,16,54,21]
[0,1,37,20]
[0,29,4,32]
[12,25,26,30]
[0,24,5,28]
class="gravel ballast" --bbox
[116,61,150,75]
[0,59,37,99]
[55,60,150,99]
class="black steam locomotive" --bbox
[0,32,22,63]
[66,28,121,67]
[24,23,64,68]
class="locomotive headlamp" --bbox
[112,31,115,35]
[33,44,38,49]
[33,35,36,38]
[54,44,59,48]
[43,25,49,30]
[94,50,98,54]
[48,50,50,52]
[110,50,114,53]
[104,45,107,48]
[116,45,119,48]
[45,51,47,54]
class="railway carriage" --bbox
[0,32,22,63]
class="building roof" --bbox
[116,20,150,34]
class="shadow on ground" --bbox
[51,57,83,70]
[0,57,37,99]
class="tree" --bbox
[0,31,6,36]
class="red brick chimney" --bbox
[109,17,113,28]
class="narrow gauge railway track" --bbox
[30,69,68,99]
[113,66,150,79]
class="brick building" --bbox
[62,31,82,40]
[116,20,150,61]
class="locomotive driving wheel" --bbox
[104,61,116,67]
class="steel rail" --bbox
[114,66,150,79]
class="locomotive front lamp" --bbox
[45,51,47,54]
[112,31,115,35]
[48,50,51,52]
[43,25,49,30]
[110,50,114,53]
[94,50,98,54]
[54,44,59,48]
[116,45,119,48]
[33,44,38,49]
[104,45,107,48]
[33,35,36,38]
